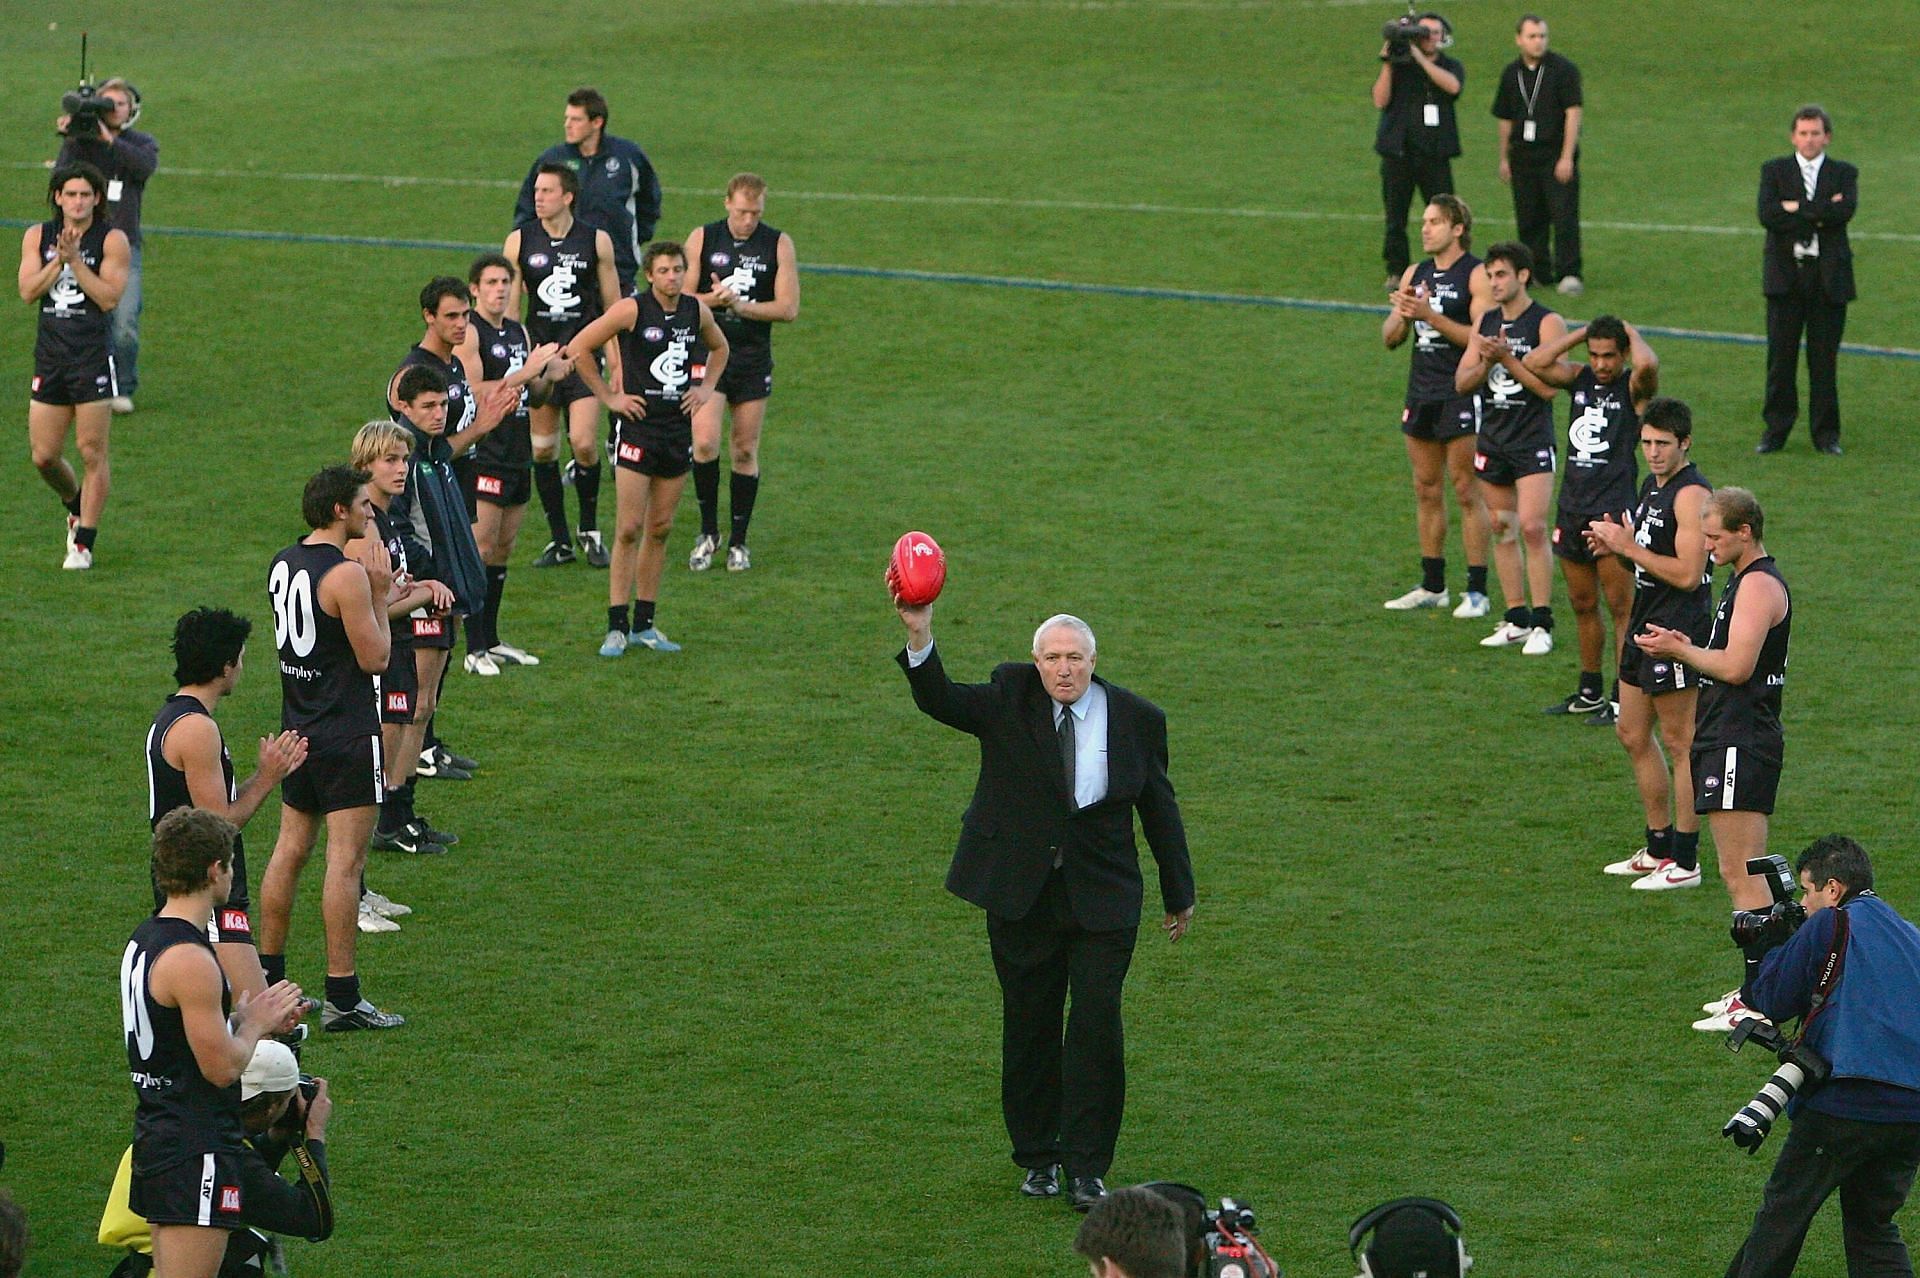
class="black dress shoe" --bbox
[1019,1165,1060,1198]
[1816,442,1844,456]
[1753,439,1784,454]
[1069,1175,1109,1212]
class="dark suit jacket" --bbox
[1758,154,1857,302]
[898,645,1195,932]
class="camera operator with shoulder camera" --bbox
[56,76,155,415]
[1724,836,1920,1278]
[1372,12,1464,287]
[102,1040,335,1277]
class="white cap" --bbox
[241,1040,300,1100]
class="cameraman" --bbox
[1372,13,1464,287]
[56,78,155,415]
[1729,836,1920,1278]
[102,1041,335,1277]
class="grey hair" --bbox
[1031,613,1096,658]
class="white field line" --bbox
[8,160,1917,244]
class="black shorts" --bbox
[613,419,692,479]
[1401,395,1476,442]
[714,347,774,405]
[381,642,418,724]
[1693,744,1784,816]
[472,464,531,508]
[1618,639,1700,696]
[548,355,603,410]
[1474,439,1557,487]
[31,349,117,406]
[280,734,384,814]
[1552,507,1608,565]
[410,613,454,650]
[150,849,254,945]
[129,1150,250,1229]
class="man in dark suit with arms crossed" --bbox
[895,599,1195,1211]
[1757,105,1856,457]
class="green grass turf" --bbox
[1,3,1917,1275]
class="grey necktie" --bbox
[1057,704,1076,802]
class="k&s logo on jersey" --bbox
[219,1185,242,1214]
[413,618,443,638]
[618,441,644,464]
[476,474,504,497]
[386,690,412,715]
[219,909,250,935]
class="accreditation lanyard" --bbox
[1517,64,1545,142]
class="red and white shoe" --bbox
[1703,987,1743,1015]
[1603,847,1662,876]
[1631,860,1702,891]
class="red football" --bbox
[889,531,947,606]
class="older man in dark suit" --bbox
[894,601,1195,1212]
[1757,105,1857,457]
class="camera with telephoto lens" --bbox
[1730,854,1807,954]
[1723,1015,1830,1153]
[1202,1197,1281,1278]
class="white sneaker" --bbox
[1703,987,1742,1015]
[63,544,93,571]
[1693,995,1766,1033]
[1480,620,1531,647]
[1521,626,1554,656]
[1557,275,1585,297]
[488,642,540,667]
[362,888,413,918]
[598,629,628,658]
[688,532,720,572]
[1631,860,1702,891]
[1384,586,1449,611]
[1451,591,1490,619]
[1603,847,1662,876]
[463,651,502,676]
[357,899,401,933]
[726,544,751,573]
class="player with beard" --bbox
[148,608,309,997]
[456,253,563,674]
[565,242,728,657]
[683,173,800,574]
[257,466,404,1031]
[509,163,621,570]
[1455,240,1564,654]
[1525,315,1659,724]
[1584,398,1711,898]
[1381,194,1493,617]
[19,162,129,570]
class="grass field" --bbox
[2,3,1917,1275]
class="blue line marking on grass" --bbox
[5,218,1915,362]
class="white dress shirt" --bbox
[1795,153,1825,258]
[1054,682,1109,811]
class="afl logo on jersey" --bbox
[710,252,732,268]
[605,157,619,174]
[643,326,664,342]
[527,253,550,269]
[491,344,507,358]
